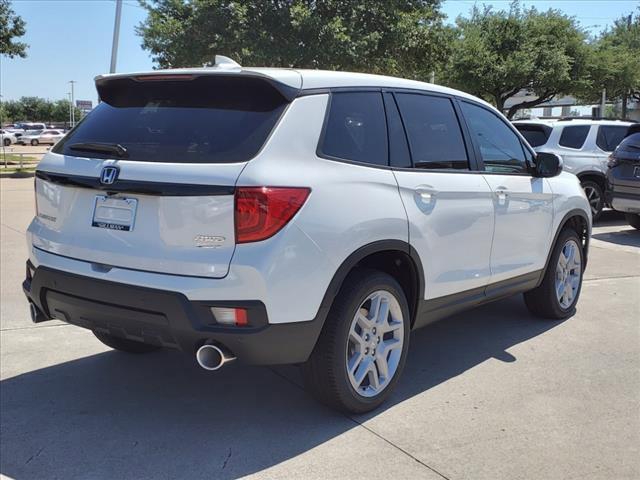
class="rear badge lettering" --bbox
[92,221,131,231]
[194,235,226,248]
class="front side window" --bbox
[596,125,630,152]
[460,101,527,174]
[559,125,590,149]
[395,93,468,169]
[321,92,388,166]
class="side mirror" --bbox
[534,152,563,177]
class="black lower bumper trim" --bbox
[23,264,325,365]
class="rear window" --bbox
[514,124,551,147]
[596,125,631,152]
[53,76,289,163]
[559,125,590,149]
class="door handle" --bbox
[495,189,508,205]
[415,186,437,202]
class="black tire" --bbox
[580,180,604,221]
[3,138,10,146]
[93,331,161,353]
[625,213,640,230]
[31,139,39,146]
[524,228,584,320]
[302,269,411,413]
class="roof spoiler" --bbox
[95,69,300,102]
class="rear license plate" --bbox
[634,166,640,178]
[92,196,138,231]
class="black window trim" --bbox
[457,98,536,177]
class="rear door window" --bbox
[54,76,289,163]
[395,93,468,169]
[514,124,551,147]
[596,125,631,152]
[320,92,388,166]
[558,125,590,149]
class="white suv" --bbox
[513,119,640,219]
[23,65,591,413]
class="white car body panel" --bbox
[481,175,554,282]
[393,171,494,299]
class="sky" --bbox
[1,0,639,105]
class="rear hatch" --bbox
[31,73,296,278]
[610,132,640,190]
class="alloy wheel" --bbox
[555,239,582,309]
[582,185,601,217]
[346,290,404,398]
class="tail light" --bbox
[235,187,310,244]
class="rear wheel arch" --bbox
[577,171,606,190]
[317,240,425,329]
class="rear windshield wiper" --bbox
[69,142,128,158]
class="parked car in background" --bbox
[606,132,640,229]
[0,129,18,146]
[513,119,640,220]
[15,122,46,131]
[17,129,65,146]
[24,64,591,413]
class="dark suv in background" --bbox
[606,132,640,229]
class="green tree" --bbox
[0,0,27,58]
[137,0,451,79]
[0,97,83,123]
[579,9,640,118]
[443,1,589,118]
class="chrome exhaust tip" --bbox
[196,344,236,371]
[29,302,46,323]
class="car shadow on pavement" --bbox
[592,228,640,248]
[0,295,562,480]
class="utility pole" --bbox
[110,0,123,73]
[600,88,606,119]
[69,81,76,126]
[67,92,72,128]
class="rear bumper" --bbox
[606,188,640,214]
[23,262,324,365]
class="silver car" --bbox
[18,129,66,146]
[514,119,640,219]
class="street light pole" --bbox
[69,81,76,126]
[110,0,123,73]
[67,92,72,127]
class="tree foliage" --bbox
[137,0,451,79]
[0,97,82,123]
[442,2,589,118]
[578,9,640,115]
[0,0,27,58]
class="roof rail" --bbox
[557,116,637,122]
